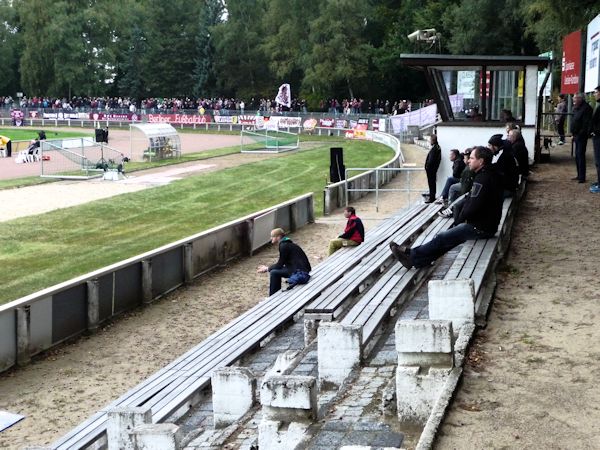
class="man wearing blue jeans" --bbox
[390,146,503,269]
[591,86,600,193]
[257,228,312,295]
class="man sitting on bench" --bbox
[328,206,365,256]
[390,146,503,269]
[257,228,312,295]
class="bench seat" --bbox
[304,204,442,321]
[340,216,453,355]
[51,203,430,449]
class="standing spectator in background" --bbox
[328,206,365,256]
[424,134,442,203]
[555,94,567,145]
[570,93,593,183]
[590,86,600,193]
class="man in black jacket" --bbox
[591,86,600,192]
[424,134,442,203]
[508,129,529,179]
[390,146,503,269]
[571,93,593,183]
[257,228,312,295]
[488,134,519,196]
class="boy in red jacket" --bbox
[328,206,365,256]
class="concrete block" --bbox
[303,318,318,345]
[318,322,362,387]
[264,350,302,380]
[107,406,152,450]
[396,366,450,423]
[258,419,310,450]
[395,320,454,368]
[428,279,475,330]
[260,375,317,421]
[212,367,256,428]
[131,423,181,450]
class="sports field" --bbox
[0,138,393,304]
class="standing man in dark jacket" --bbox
[424,134,442,203]
[390,146,503,269]
[571,93,593,183]
[591,86,600,193]
[257,228,311,296]
[328,206,365,255]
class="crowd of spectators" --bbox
[0,94,419,116]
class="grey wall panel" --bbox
[30,296,53,355]
[275,205,292,231]
[52,285,87,343]
[98,273,114,321]
[0,310,16,372]
[253,210,276,252]
[152,248,184,297]
[114,265,142,314]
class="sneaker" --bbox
[434,197,444,204]
[558,140,565,145]
[390,242,413,269]
[591,182,599,187]
[571,176,580,181]
[438,208,453,218]
[590,185,600,193]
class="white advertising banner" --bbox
[457,71,476,99]
[584,15,600,93]
[538,51,552,97]
[389,103,438,133]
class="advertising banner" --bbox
[147,114,212,124]
[561,30,582,94]
[584,15,600,93]
[335,119,348,129]
[538,51,553,97]
[319,118,335,128]
[268,116,302,128]
[238,115,258,125]
[389,103,438,134]
[213,115,239,124]
[457,71,476,99]
[89,113,140,121]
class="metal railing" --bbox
[345,166,425,212]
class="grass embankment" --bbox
[0,140,393,304]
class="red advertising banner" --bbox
[147,114,212,124]
[561,30,582,94]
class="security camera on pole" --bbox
[407,28,442,53]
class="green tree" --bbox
[302,0,373,102]
[0,0,21,94]
[212,0,271,99]
[143,0,201,97]
[193,0,224,97]
[261,0,316,92]
[118,25,148,100]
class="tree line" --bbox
[0,0,597,109]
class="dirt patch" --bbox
[435,143,600,449]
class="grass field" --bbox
[0,128,91,141]
[0,139,393,304]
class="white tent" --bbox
[130,123,181,161]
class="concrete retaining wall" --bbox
[0,193,314,374]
